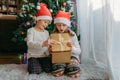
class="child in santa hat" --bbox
[51,10,81,78]
[27,3,55,74]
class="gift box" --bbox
[50,33,71,63]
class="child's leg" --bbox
[65,56,81,78]
[51,63,66,77]
[40,56,52,73]
[28,58,43,74]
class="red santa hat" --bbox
[36,3,52,21]
[54,10,71,27]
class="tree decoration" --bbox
[36,2,40,10]
[49,9,53,13]
[18,54,22,63]
[26,21,30,26]
[62,2,66,7]
[55,0,59,6]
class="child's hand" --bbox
[42,39,56,47]
[48,39,56,45]
[67,42,72,47]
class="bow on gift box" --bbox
[51,33,71,52]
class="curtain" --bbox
[76,0,120,80]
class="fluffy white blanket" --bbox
[0,63,108,80]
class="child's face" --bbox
[55,23,67,33]
[36,20,50,30]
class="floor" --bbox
[0,54,109,80]
[0,64,109,80]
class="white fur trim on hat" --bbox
[54,18,70,27]
[36,16,52,21]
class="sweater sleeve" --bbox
[27,28,43,49]
[71,34,81,55]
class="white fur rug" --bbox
[0,63,108,80]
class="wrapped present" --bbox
[50,33,71,63]
[52,52,71,63]
[50,33,71,52]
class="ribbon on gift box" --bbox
[54,34,64,51]
[55,34,70,51]
[51,33,70,52]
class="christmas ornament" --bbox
[21,32,25,35]
[53,5,57,9]
[29,14,33,18]
[71,21,75,27]
[55,0,59,6]
[49,9,53,13]
[33,16,36,20]
[62,2,66,7]
[29,3,35,7]
[22,5,26,11]
[26,21,30,26]
[36,2,40,10]
[18,54,22,63]
[19,13,24,17]
[29,6,33,11]
[23,53,27,64]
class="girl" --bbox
[51,10,81,78]
[27,3,55,74]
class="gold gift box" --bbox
[50,33,71,63]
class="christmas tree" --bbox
[11,0,77,52]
